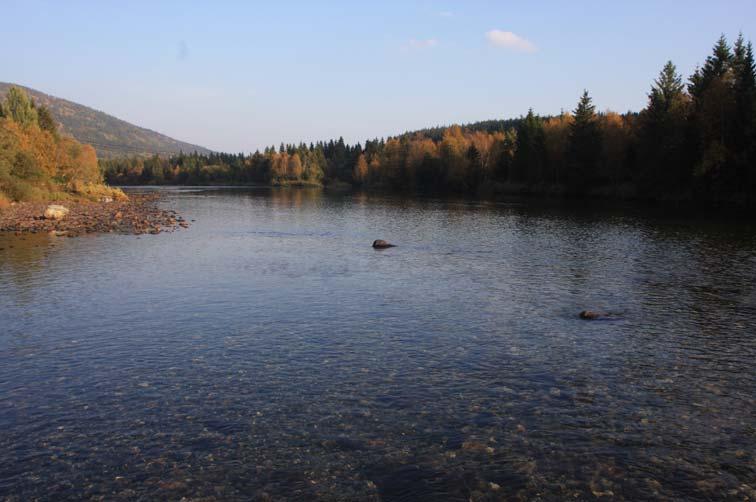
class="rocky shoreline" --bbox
[0,194,188,237]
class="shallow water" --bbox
[1,187,755,501]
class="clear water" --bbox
[1,187,754,501]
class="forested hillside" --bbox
[0,83,211,159]
[102,34,756,207]
[0,87,124,204]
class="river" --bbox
[1,187,754,500]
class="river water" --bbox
[1,187,754,500]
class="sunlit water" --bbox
[1,187,755,501]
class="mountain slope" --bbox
[0,82,211,158]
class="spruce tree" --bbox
[566,91,601,192]
[688,35,739,200]
[652,61,685,110]
[513,109,545,183]
[638,62,690,197]
[466,144,484,191]
[733,35,756,139]
[732,35,756,204]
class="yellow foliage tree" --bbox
[353,153,368,184]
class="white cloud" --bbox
[439,11,453,17]
[485,30,537,52]
[408,38,439,49]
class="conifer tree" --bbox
[732,34,756,202]
[513,109,545,183]
[566,91,601,192]
[466,144,484,190]
[638,61,690,196]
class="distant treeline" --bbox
[102,34,756,207]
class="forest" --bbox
[99,34,754,207]
[0,87,124,205]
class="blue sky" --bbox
[3,1,756,152]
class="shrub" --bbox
[11,151,46,181]
[67,180,128,201]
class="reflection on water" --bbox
[1,187,755,501]
[0,232,59,305]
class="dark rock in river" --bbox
[373,239,396,249]
[579,310,622,320]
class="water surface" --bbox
[1,187,755,500]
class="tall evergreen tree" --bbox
[689,35,740,200]
[690,34,734,100]
[638,61,691,197]
[732,35,756,204]
[733,35,756,143]
[513,109,545,184]
[652,61,686,110]
[566,91,601,192]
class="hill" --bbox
[0,83,211,158]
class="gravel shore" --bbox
[0,194,188,237]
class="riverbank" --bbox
[0,193,188,237]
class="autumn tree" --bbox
[353,153,368,185]
[287,153,303,180]
[440,126,468,190]
[542,113,572,185]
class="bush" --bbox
[1,177,47,202]
[11,151,46,181]
[67,180,128,201]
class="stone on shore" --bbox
[44,205,70,220]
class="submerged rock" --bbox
[579,310,622,320]
[43,205,69,220]
[372,239,396,249]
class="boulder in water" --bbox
[43,205,69,220]
[579,310,622,320]
[372,239,395,249]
